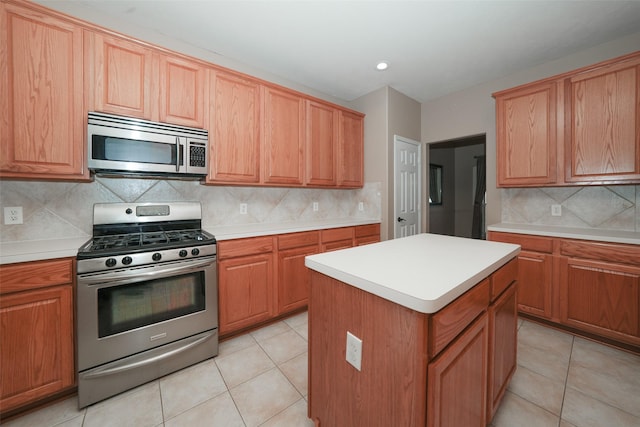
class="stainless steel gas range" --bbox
[76,202,218,408]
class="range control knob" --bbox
[191,248,200,256]
[122,256,133,265]
[179,250,188,258]
[152,253,162,261]
[105,258,117,268]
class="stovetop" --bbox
[84,229,215,253]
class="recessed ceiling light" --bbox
[376,61,389,71]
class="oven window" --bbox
[97,272,205,338]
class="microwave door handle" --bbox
[175,137,181,172]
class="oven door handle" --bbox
[77,257,215,286]
[80,331,216,379]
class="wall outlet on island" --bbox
[346,331,362,371]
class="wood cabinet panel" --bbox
[208,70,261,184]
[159,55,207,127]
[0,258,74,294]
[277,231,319,251]
[355,223,381,246]
[429,278,489,359]
[218,253,274,335]
[306,100,338,186]
[560,257,640,343]
[1,2,87,180]
[427,313,488,427]
[490,258,518,300]
[487,282,517,423]
[338,110,364,187]
[217,236,274,260]
[495,81,558,186]
[277,244,319,314]
[263,86,305,185]
[566,57,640,182]
[88,32,154,119]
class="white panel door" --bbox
[394,136,422,238]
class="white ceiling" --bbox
[37,0,640,103]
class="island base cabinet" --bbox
[487,283,518,422]
[427,313,488,427]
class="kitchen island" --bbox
[305,233,520,427]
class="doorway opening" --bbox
[428,134,486,239]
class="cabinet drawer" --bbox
[0,258,74,295]
[488,232,553,253]
[217,236,274,260]
[321,227,353,243]
[560,239,640,266]
[278,231,319,250]
[355,224,380,238]
[429,278,490,359]
[491,258,518,301]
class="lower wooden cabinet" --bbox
[217,237,275,336]
[218,224,380,336]
[489,231,640,349]
[427,313,488,427]
[0,259,75,414]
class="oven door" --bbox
[77,256,217,372]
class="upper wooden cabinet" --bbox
[306,100,338,186]
[207,70,261,184]
[0,1,88,180]
[494,51,640,187]
[495,81,558,186]
[565,56,640,183]
[87,31,208,128]
[158,55,207,128]
[87,32,155,120]
[263,86,306,185]
[338,110,365,187]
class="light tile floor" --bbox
[4,314,640,427]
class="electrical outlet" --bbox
[239,203,248,215]
[346,331,362,371]
[551,204,562,217]
[358,201,364,211]
[313,202,319,212]
[4,206,23,225]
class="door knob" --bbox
[397,217,406,222]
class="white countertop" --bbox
[0,219,380,265]
[487,223,640,245]
[208,219,380,241]
[0,237,90,265]
[305,233,520,314]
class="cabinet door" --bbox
[263,86,305,185]
[517,251,553,318]
[218,253,274,336]
[427,313,488,427]
[278,244,319,314]
[1,3,86,179]
[559,257,640,344]
[0,285,74,412]
[354,224,381,246]
[338,110,364,187]
[88,32,155,120]
[159,55,207,128]
[566,57,640,183]
[487,283,517,423]
[495,81,558,186]
[208,70,261,183]
[306,100,338,186]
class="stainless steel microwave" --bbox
[88,112,208,179]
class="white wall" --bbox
[421,31,640,229]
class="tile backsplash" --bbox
[501,185,639,231]
[0,178,381,243]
